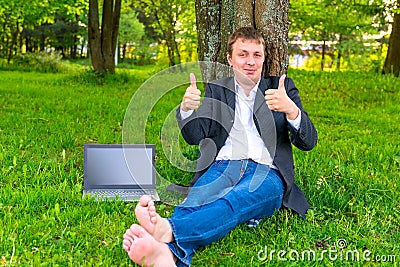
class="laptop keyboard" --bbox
[85,189,158,201]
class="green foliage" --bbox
[0,67,399,266]
[5,52,72,73]
[128,0,197,66]
[118,12,145,46]
[290,0,385,39]
[289,0,392,71]
[0,0,88,59]
[302,46,386,73]
[124,38,159,66]
[44,13,87,58]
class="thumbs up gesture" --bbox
[181,73,202,112]
[265,74,299,120]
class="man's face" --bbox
[227,38,265,86]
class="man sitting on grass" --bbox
[122,27,318,266]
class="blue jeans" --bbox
[166,160,284,266]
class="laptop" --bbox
[83,144,160,201]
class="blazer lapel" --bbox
[253,77,277,156]
[253,77,271,114]
[223,78,236,119]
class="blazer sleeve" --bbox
[176,83,213,145]
[285,77,318,151]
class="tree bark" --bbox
[88,0,122,74]
[88,0,104,72]
[235,0,254,28]
[195,0,221,63]
[383,6,400,77]
[255,0,289,76]
[7,20,19,64]
[122,43,126,62]
[321,40,326,71]
[102,0,115,72]
[195,0,289,79]
[217,0,234,64]
[195,0,224,81]
[112,0,122,57]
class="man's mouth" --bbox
[244,69,256,74]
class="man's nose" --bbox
[247,56,255,65]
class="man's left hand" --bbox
[265,74,299,120]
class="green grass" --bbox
[0,67,399,266]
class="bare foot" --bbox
[123,224,176,267]
[135,195,173,243]
[135,195,157,234]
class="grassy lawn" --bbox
[0,66,399,266]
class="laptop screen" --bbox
[84,144,155,190]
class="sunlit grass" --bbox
[0,68,399,265]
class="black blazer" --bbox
[176,76,318,218]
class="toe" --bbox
[150,214,157,224]
[123,239,132,252]
[130,224,148,238]
[124,228,135,240]
[139,195,152,206]
[148,204,156,212]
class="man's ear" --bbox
[226,53,232,66]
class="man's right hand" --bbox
[181,73,201,112]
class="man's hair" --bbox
[226,27,265,56]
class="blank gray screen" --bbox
[85,147,153,187]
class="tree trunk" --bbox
[217,0,234,64]
[72,34,78,59]
[1,21,6,57]
[102,0,115,72]
[19,31,23,54]
[122,43,126,62]
[383,7,400,77]
[195,0,221,62]
[25,35,29,53]
[88,0,104,72]
[336,34,342,70]
[321,40,326,71]
[195,0,289,80]
[151,4,181,67]
[337,49,341,70]
[88,0,122,74]
[255,0,289,76]
[40,32,45,52]
[7,20,19,64]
